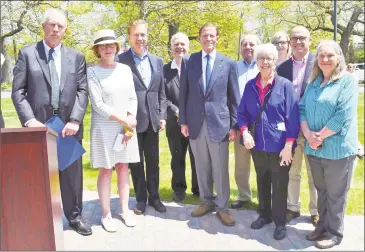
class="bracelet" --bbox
[124,126,135,137]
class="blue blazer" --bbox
[276,52,315,98]
[178,51,240,142]
[117,49,167,133]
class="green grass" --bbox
[1,83,12,90]
[2,93,364,214]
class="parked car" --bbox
[354,63,364,82]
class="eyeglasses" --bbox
[273,41,288,46]
[257,56,274,62]
[99,44,116,49]
[318,54,336,60]
[290,36,307,42]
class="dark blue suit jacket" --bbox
[178,51,240,142]
[276,52,315,99]
[118,49,167,133]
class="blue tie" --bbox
[205,54,211,94]
[48,48,60,110]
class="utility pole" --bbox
[333,0,337,41]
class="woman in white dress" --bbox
[87,29,140,232]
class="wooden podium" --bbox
[0,127,64,251]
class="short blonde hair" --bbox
[170,32,189,49]
[127,19,148,35]
[254,43,278,63]
[309,40,347,83]
[92,43,120,58]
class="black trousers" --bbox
[167,126,199,195]
[59,154,83,222]
[251,150,291,226]
[129,124,160,203]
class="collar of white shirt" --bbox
[202,49,217,62]
[43,39,61,60]
[171,58,179,70]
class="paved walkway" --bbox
[63,190,364,251]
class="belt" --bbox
[53,109,59,115]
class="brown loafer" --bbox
[216,210,235,226]
[191,203,215,217]
[286,209,300,223]
[311,215,319,227]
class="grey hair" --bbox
[42,8,67,27]
[170,32,189,49]
[240,34,261,47]
[271,31,289,44]
[309,40,347,83]
[254,43,278,62]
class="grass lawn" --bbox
[1,93,364,214]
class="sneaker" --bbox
[101,213,117,232]
[121,211,136,227]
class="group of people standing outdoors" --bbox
[10,8,360,250]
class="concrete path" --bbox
[62,190,364,251]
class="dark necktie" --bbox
[180,60,185,81]
[205,54,211,94]
[48,48,60,110]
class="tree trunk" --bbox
[168,23,179,58]
[339,6,362,59]
[0,39,11,84]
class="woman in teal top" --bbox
[299,40,358,250]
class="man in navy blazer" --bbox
[276,25,318,226]
[179,23,240,226]
[118,20,167,215]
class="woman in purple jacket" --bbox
[237,43,300,240]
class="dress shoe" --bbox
[251,216,272,229]
[134,202,146,215]
[69,216,92,236]
[230,200,247,209]
[273,225,287,240]
[311,215,319,227]
[191,203,215,217]
[148,199,166,212]
[173,192,186,202]
[306,228,328,241]
[315,236,342,249]
[286,209,300,223]
[216,210,235,226]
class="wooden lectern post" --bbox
[0,127,63,251]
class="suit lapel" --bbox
[194,51,204,95]
[205,52,223,97]
[126,49,146,88]
[301,53,314,96]
[60,45,69,91]
[147,53,157,91]
[34,41,51,86]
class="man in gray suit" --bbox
[118,20,167,215]
[179,23,240,226]
[11,8,91,235]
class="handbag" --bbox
[248,89,273,140]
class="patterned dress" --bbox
[87,63,140,168]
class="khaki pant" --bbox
[233,137,252,201]
[287,131,318,215]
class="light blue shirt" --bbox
[299,73,358,160]
[202,49,216,92]
[237,60,259,98]
[131,48,152,88]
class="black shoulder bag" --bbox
[248,90,273,140]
